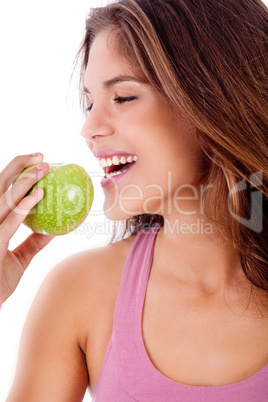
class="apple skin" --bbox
[18,163,94,236]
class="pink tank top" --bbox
[92,225,268,401]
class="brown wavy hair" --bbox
[78,0,268,291]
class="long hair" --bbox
[78,0,268,291]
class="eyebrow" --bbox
[83,75,146,94]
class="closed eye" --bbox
[86,103,93,113]
[113,96,137,104]
[85,96,137,114]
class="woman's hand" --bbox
[0,154,54,307]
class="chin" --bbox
[103,204,136,222]
[102,193,141,221]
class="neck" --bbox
[155,207,244,295]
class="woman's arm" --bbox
[6,236,134,401]
[6,260,90,402]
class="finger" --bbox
[0,187,44,242]
[12,232,55,272]
[0,153,43,195]
[0,162,49,225]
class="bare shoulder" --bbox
[32,234,136,347]
[36,234,136,314]
[48,234,135,294]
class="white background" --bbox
[0,1,267,401]
[0,1,110,401]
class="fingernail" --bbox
[37,162,47,170]
[31,152,42,157]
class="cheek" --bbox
[117,100,161,135]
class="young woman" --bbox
[1,0,267,400]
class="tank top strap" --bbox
[112,224,160,332]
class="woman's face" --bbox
[82,29,203,221]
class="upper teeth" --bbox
[98,155,138,168]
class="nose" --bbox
[81,102,114,143]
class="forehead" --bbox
[84,29,146,88]
[86,30,131,75]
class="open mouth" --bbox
[99,155,138,178]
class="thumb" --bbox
[12,232,55,271]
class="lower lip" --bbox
[101,162,136,188]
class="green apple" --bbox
[17,163,94,236]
